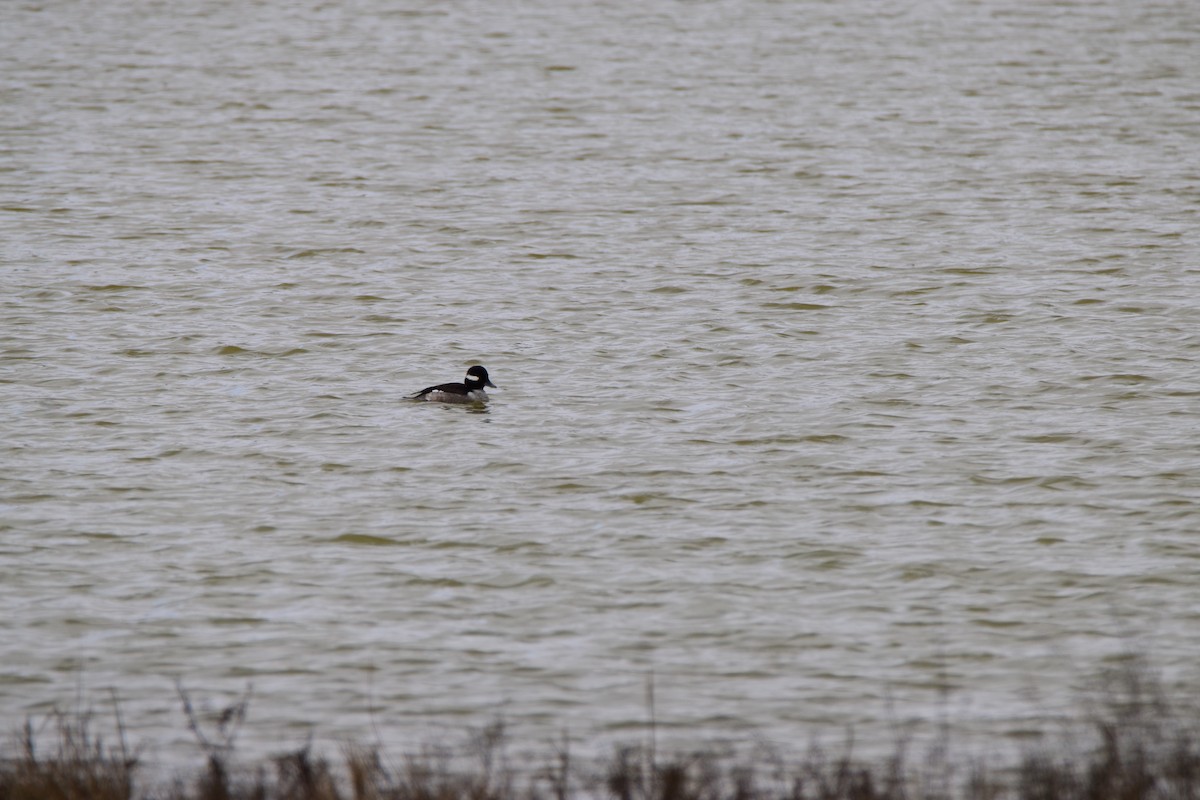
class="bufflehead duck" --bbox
[409,365,497,404]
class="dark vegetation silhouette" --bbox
[3,661,1199,800]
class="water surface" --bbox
[3,0,1199,768]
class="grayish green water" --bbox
[3,0,1199,768]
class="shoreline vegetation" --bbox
[4,663,1199,800]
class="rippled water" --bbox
[3,0,1200,769]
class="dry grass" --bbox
[0,709,136,800]
[3,662,1199,800]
